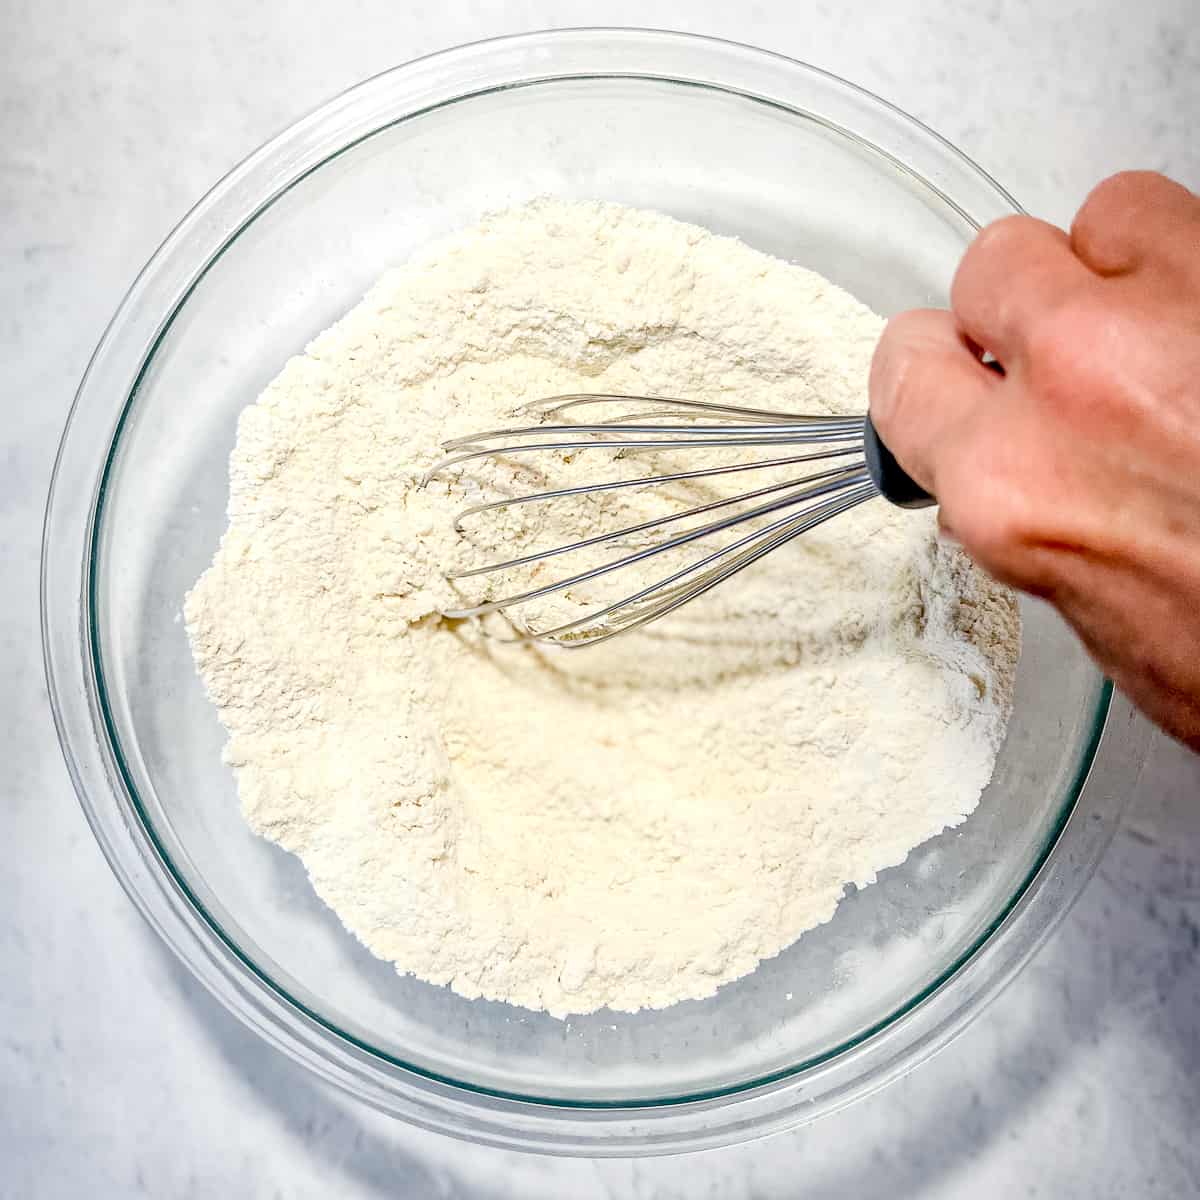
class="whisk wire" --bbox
[447,462,864,582]
[428,429,863,479]
[520,392,851,424]
[514,477,877,646]
[441,464,865,620]
[449,446,863,531]
[426,394,880,645]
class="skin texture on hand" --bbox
[869,171,1200,750]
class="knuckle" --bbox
[1071,171,1183,269]
[1078,170,1172,225]
[974,214,1045,255]
[952,217,1068,326]
[954,217,1031,296]
[881,307,942,342]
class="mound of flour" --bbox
[185,198,1019,1018]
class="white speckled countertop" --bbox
[4,2,1199,1195]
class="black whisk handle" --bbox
[863,414,936,509]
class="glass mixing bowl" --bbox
[43,29,1147,1155]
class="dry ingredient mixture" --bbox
[185,198,1020,1019]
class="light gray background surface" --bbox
[4,1,1199,1196]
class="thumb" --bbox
[868,308,999,498]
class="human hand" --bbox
[869,171,1200,750]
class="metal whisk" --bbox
[423,394,933,647]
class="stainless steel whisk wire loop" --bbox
[422,394,882,647]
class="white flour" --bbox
[185,198,1020,1018]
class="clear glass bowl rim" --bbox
[41,27,1149,1156]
